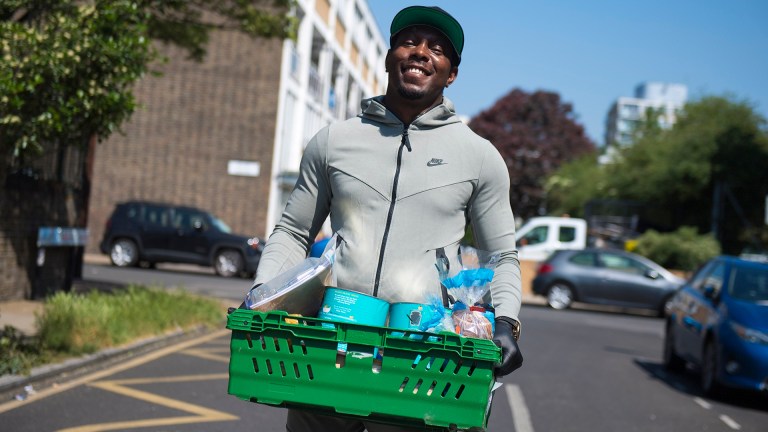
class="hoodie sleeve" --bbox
[253,127,332,287]
[469,143,522,322]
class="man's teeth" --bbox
[406,68,425,75]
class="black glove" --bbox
[493,317,523,377]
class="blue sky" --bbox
[367,1,768,145]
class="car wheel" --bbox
[701,340,722,396]
[546,283,574,310]
[110,239,139,267]
[214,250,244,277]
[662,322,686,372]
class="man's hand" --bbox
[493,317,523,377]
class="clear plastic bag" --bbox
[244,234,338,316]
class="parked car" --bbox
[663,256,768,396]
[99,201,264,278]
[532,248,685,315]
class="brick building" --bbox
[86,0,387,255]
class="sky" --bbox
[366,1,768,145]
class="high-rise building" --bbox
[604,82,688,147]
[86,0,388,253]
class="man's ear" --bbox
[446,66,459,88]
[384,49,393,73]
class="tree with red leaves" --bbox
[469,89,596,219]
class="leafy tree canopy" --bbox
[469,88,596,219]
[1,0,295,168]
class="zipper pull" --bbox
[401,129,412,152]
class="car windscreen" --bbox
[729,265,768,303]
[211,216,232,233]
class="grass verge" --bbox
[1,285,225,376]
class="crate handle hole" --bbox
[287,338,294,353]
[300,340,308,355]
[468,362,477,376]
[441,382,452,397]
[293,363,301,378]
[399,377,410,392]
[260,335,266,350]
[266,359,273,375]
[425,356,435,371]
[307,364,314,380]
[252,358,259,373]
[279,361,287,376]
[273,337,280,351]
[455,384,466,399]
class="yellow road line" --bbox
[0,329,230,414]
[56,376,237,432]
[180,347,231,363]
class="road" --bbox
[1,263,766,431]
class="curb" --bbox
[0,324,216,401]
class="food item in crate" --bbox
[317,287,390,326]
[452,305,494,339]
[244,256,331,316]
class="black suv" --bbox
[99,201,264,278]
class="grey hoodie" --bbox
[254,96,522,321]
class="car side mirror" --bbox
[192,220,204,231]
[645,269,660,280]
[702,285,719,301]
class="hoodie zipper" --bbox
[373,128,411,296]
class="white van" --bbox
[515,217,588,262]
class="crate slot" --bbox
[266,359,273,375]
[287,338,294,353]
[273,337,280,351]
[467,362,476,376]
[439,358,450,373]
[453,359,463,374]
[398,377,410,392]
[441,382,452,397]
[260,335,266,350]
[411,354,422,369]
[279,361,287,376]
[455,384,466,399]
[293,363,301,378]
[306,364,314,380]
[427,380,437,396]
[246,333,253,348]
[300,340,307,355]
[412,379,424,394]
[425,356,435,371]
[252,358,259,373]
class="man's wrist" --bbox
[497,316,521,341]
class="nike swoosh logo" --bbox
[427,158,447,167]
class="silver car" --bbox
[532,248,686,316]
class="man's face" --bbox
[385,25,458,101]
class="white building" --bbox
[604,82,688,147]
[269,0,389,232]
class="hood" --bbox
[360,96,464,129]
[726,299,768,330]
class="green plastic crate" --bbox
[227,309,501,431]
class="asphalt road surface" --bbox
[1,263,765,431]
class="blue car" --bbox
[663,256,768,396]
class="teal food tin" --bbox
[317,287,389,326]
[388,302,434,331]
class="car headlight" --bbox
[730,322,768,345]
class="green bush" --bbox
[37,286,224,355]
[634,226,721,271]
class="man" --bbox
[253,6,523,431]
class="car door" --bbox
[169,208,211,264]
[677,261,726,360]
[139,204,175,259]
[594,251,664,308]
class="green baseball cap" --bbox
[389,6,464,65]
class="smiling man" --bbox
[253,6,523,432]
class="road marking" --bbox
[181,347,230,363]
[693,397,712,409]
[0,329,229,414]
[504,384,535,432]
[719,415,741,430]
[55,374,236,432]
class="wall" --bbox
[87,31,284,254]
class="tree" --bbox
[1,0,296,169]
[469,89,596,220]
[0,0,295,299]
